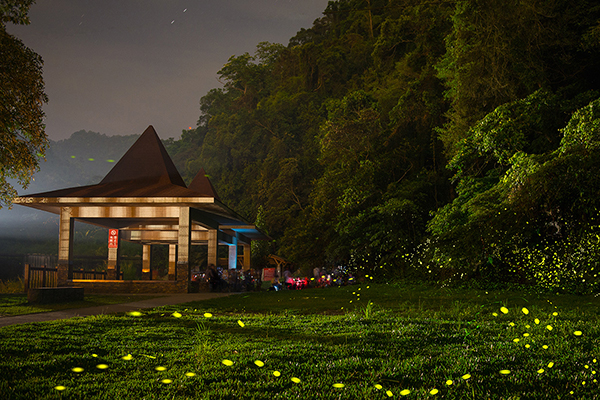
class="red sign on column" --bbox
[108,229,119,248]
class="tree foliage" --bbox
[1,0,47,208]
[163,0,600,292]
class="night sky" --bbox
[6,0,329,141]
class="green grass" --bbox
[0,282,599,399]
[0,294,162,317]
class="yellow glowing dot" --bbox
[375,384,383,390]
[523,333,530,337]
[500,370,511,375]
[546,325,553,331]
[88,158,94,161]
[204,313,213,318]
[500,307,509,314]
[548,362,554,368]
[92,354,98,357]
[430,388,439,395]
[585,365,589,369]
[525,344,530,348]
[492,312,498,317]
[71,155,76,158]
[172,312,182,318]
[386,390,393,397]
[537,369,544,373]
[185,372,196,377]
[509,322,515,326]
[254,360,264,367]
[238,320,245,327]
[222,360,233,366]
[522,307,529,315]
[155,366,167,371]
[365,275,369,277]
[400,389,410,395]
[122,354,133,360]
[96,364,108,370]
[161,379,172,384]
[552,312,558,316]
[594,359,598,363]
[513,338,520,343]
[582,381,586,385]
[574,331,582,336]
[462,374,471,380]
[106,159,115,162]
[526,325,531,328]
[291,377,301,383]
[273,371,281,377]
[542,345,549,349]
[54,386,66,391]
[446,379,453,385]
[71,367,84,373]
[333,383,345,388]
[128,311,143,317]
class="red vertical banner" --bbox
[108,229,119,248]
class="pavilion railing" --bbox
[24,264,124,290]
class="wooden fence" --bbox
[23,264,123,290]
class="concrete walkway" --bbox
[0,292,236,328]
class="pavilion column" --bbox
[142,244,152,280]
[228,235,238,270]
[207,229,217,268]
[168,244,177,281]
[242,244,251,270]
[107,246,118,280]
[57,207,74,286]
[177,207,191,292]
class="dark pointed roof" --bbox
[22,125,216,198]
[100,125,186,187]
[188,168,220,200]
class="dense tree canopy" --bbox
[164,0,600,292]
[0,0,47,208]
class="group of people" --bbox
[202,264,261,292]
[196,264,359,292]
[267,266,358,291]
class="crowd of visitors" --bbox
[193,264,359,292]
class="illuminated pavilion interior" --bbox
[14,125,269,293]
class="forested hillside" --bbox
[166,0,600,293]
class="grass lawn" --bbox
[0,294,163,317]
[0,282,599,399]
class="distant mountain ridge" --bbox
[27,130,141,193]
[1,130,141,238]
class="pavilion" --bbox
[13,126,269,293]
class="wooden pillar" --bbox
[168,244,177,281]
[242,244,251,270]
[107,246,118,280]
[207,229,217,267]
[142,244,151,280]
[177,207,191,292]
[57,207,74,286]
